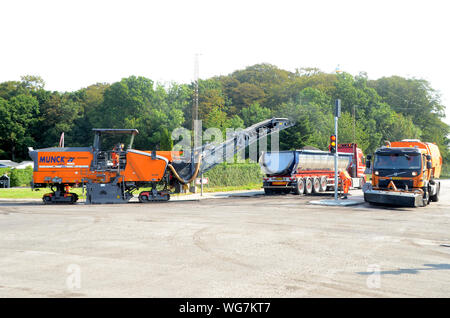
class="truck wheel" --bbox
[294,178,305,195]
[264,188,274,195]
[305,178,313,194]
[430,182,440,202]
[319,176,327,192]
[422,189,430,207]
[360,177,366,189]
[43,195,52,204]
[312,177,320,193]
[71,193,78,204]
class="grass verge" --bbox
[0,183,263,199]
[0,187,85,199]
[196,183,261,193]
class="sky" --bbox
[1,0,450,124]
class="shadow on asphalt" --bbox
[357,263,450,276]
[0,201,44,207]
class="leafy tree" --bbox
[240,102,272,127]
[369,76,445,119]
[0,81,22,99]
[275,88,334,150]
[0,75,45,100]
[230,63,291,94]
[203,106,229,130]
[198,84,225,120]
[94,76,155,128]
[0,66,447,170]
[368,76,449,160]
[226,115,244,129]
[166,82,192,129]
[160,127,173,150]
[337,112,370,152]
[91,76,186,150]
[20,75,45,91]
[69,83,110,146]
[223,81,266,114]
[0,94,39,160]
[34,92,83,147]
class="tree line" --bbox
[0,64,448,167]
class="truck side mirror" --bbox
[427,161,432,169]
[365,155,372,169]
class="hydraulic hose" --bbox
[168,154,202,185]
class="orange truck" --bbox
[363,139,442,207]
[29,119,293,204]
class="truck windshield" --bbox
[373,153,421,170]
[260,152,295,175]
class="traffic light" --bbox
[329,135,336,153]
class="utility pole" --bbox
[353,105,356,146]
[192,53,200,194]
[353,105,357,177]
[193,53,199,132]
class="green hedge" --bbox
[0,163,264,188]
[0,167,33,187]
[203,163,263,187]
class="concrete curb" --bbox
[309,198,365,206]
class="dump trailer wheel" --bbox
[139,194,149,203]
[319,176,327,192]
[70,193,79,204]
[430,182,440,202]
[294,178,305,195]
[312,177,321,193]
[304,178,313,194]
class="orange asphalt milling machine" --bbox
[29,119,293,204]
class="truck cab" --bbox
[337,143,366,181]
[371,147,425,190]
[364,139,442,207]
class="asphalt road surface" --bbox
[0,181,449,297]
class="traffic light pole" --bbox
[309,99,362,207]
[334,99,341,201]
[334,115,338,201]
